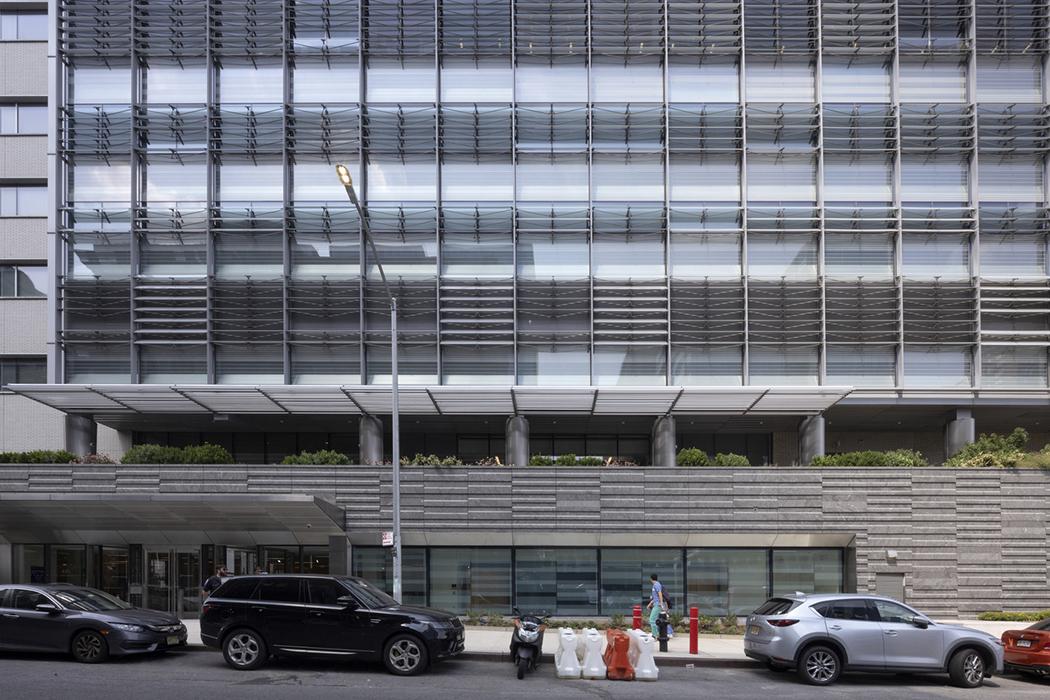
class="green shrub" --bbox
[945,428,1029,467]
[811,449,928,467]
[79,453,116,464]
[529,455,554,466]
[181,443,234,464]
[282,449,352,465]
[577,456,605,466]
[121,444,185,464]
[1015,448,1050,469]
[555,453,578,466]
[977,610,1050,622]
[676,447,710,466]
[712,452,751,467]
[608,613,626,629]
[0,449,78,464]
[400,453,463,466]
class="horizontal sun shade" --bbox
[6,384,853,418]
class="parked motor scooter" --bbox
[510,608,548,679]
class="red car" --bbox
[1002,619,1050,678]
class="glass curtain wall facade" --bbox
[55,2,1050,388]
[353,546,845,615]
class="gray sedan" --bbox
[0,583,187,662]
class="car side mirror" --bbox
[911,617,929,629]
[336,595,356,609]
[35,603,60,614]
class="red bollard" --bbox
[689,606,699,655]
[632,604,642,630]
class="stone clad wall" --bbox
[1,465,1047,616]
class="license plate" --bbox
[1016,639,1033,648]
[166,635,180,645]
[748,625,761,635]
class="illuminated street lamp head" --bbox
[335,163,353,188]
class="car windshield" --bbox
[347,579,399,609]
[50,587,132,612]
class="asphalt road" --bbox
[1,650,1047,700]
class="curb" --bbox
[456,651,756,669]
[181,645,754,668]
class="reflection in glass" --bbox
[687,549,769,616]
[772,550,843,596]
[352,547,427,606]
[515,548,598,615]
[600,548,683,615]
[429,548,512,613]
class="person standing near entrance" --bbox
[201,566,227,598]
[646,573,666,635]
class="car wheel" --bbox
[222,629,268,671]
[797,645,841,686]
[384,633,429,676]
[948,648,986,689]
[71,630,110,664]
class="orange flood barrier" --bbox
[603,629,635,681]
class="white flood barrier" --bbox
[555,628,582,679]
[629,629,659,681]
[580,628,607,680]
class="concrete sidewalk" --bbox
[178,619,1017,667]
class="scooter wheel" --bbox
[517,657,527,679]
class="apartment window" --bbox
[0,11,47,41]
[0,265,46,297]
[0,105,47,135]
[0,357,46,385]
[0,186,47,216]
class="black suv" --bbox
[200,575,463,675]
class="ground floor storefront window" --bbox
[352,546,845,616]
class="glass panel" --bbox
[441,232,513,278]
[175,549,201,616]
[671,346,743,386]
[429,548,512,613]
[593,233,664,278]
[899,57,966,102]
[48,546,85,585]
[300,546,329,575]
[981,234,1046,277]
[294,60,360,102]
[517,345,590,385]
[516,157,589,201]
[262,547,300,574]
[976,56,1041,103]
[747,234,818,278]
[351,547,427,606]
[591,61,662,102]
[215,345,284,384]
[15,266,46,297]
[16,105,47,134]
[901,234,970,278]
[745,58,815,102]
[515,61,587,102]
[441,161,514,202]
[772,550,843,596]
[672,58,739,101]
[291,345,360,384]
[826,345,896,387]
[146,64,208,104]
[593,346,667,386]
[291,232,360,278]
[822,58,891,103]
[141,345,207,383]
[64,343,131,383]
[140,232,207,277]
[982,347,1048,388]
[599,548,683,616]
[14,544,45,583]
[823,156,893,202]
[669,155,741,202]
[516,232,589,278]
[749,346,819,386]
[904,346,973,387]
[515,548,599,615]
[442,345,514,385]
[15,186,47,216]
[441,60,513,101]
[670,233,741,277]
[72,67,132,104]
[145,549,171,612]
[220,64,283,103]
[367,344,438,385]
[900,157,969,201]
[979,156,1043,202]
[687,549,769,616]
[824,233,894,279]
[367,61,436,102]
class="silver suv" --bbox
[744,594,1004,688]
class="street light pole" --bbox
[335,164,402,603]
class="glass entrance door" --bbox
[144,547,202,618]
[227,548,257,576]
